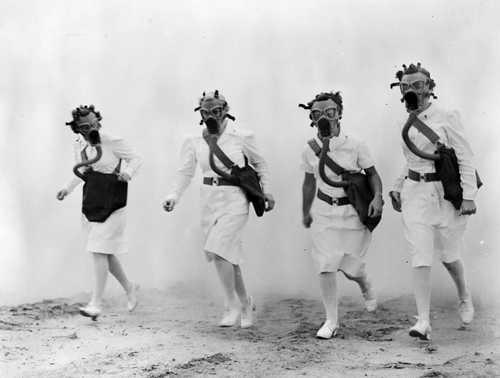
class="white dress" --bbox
[301,132,375,276]
[64,132,142,254]
[166,124,271,265]
[392,104,477,267]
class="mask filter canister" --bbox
[403,92,419,111]
[205,117,219,134]
[317,118,331,138]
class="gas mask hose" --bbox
[318,137,349,188]
[402,113,440,161]
[206,134,238,183]
[72,130,103,180]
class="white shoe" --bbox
[316,320,338,339]
[363,287,378,312]
[127,283,139,312]
[241,296,256,329]
[218,307,240,327]
[79,304,102,321]
[409,319,431,340]
[458,295,474,324]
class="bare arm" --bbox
[389,164,407,212]
[356,142,383,217]
[445,111,477,215]
[365,166,384,217]
[242,131,275,211]
[302,172,316,228]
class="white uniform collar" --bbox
[417,102,435,119]
[315,130,347,148]
[221,122,237,135]
[215,123,238,142]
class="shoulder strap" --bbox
[203,133,235,169]
[81,146,89,161]
[113,159,122,174]
[412,115,441,144]
[307,139,321,157]
[307,138,346,175]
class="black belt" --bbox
[317,189,350,206]
[203,177,237,186]
[407,169,440,182]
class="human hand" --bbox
[163,199,176,212]
[303,213,313,228]
[368,193,384,217]
[460,199,476,215]
[389,191,402,212]
[118,172,132,182]
[56,189,68,201]
[264,193,275,212]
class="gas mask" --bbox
[390,63,437,112]
[194,90,235,134]
[66,105,102,145]
[310,99,340,138]
[299,91,343,138]
[400,72,431,111]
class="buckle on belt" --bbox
[408,169,439,182]
[331,197,340,205]
[212,177,219,186]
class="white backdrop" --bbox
[1,0,499,304]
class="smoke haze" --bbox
[1,0,499,305]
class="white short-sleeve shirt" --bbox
[301,132,375,217]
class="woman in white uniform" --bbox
[57,105,142,319]
[163,91,275,329]
[389,63,478,340]
[300,92,384,339]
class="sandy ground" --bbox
[1,284,499,378]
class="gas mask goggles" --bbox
[390,63,437,112]
[310,100,339,138]
[194,90,235,134]
[299,91,343,138]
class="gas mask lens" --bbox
[75,122,101,144]
[310,107,337,121]
[400,80,427,94]
[76,122,92,134]
[201,106,223,119]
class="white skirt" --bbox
[83,208,127,254]
[199,185,249,265]
[310,208,371,275]
[401,179,467,267]
[202,213,249,266]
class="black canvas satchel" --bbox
[308,139,381,232]
[80,148,128,222]
[203,134,266,217]
[405,114,482,210]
